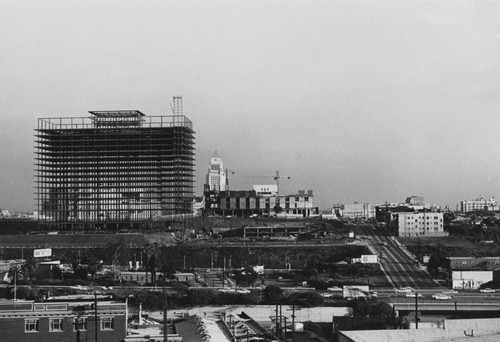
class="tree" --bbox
[427,249,448,275]
[263,285,283,304]
[87,258,102,281]
[7,266,22,284]
[233,267,258,287]
[21,256,38,281]
[273,205,283,215]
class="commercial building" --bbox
[460,197,498,212]
[405,196,424,206]
[449,256,500,271]
[0,300,126,342]
[334,203,376,220]
[206,152,227,191]
[35,99,195,231]
[204,189,319,218]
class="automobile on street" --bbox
[432,294,452,300]
[480,288,495,293]
[405,292,423,298]
[395,287,415,293]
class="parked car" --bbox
[405,292,423,298]
[480,288,495,293]
[432,294,452,300]
[442,289,458,295]
[236,289,250,294]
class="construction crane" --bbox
[245,171,290,195]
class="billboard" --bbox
[34,248,52,258]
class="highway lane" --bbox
[357,225,438,289]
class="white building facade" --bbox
[338,203,376,220]
[396,212,447,237]
[460,197,498,212]
[206,153,227,191]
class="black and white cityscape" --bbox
[2,1,500,342]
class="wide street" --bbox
[357,225,438,289]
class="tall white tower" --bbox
[206,151,227,191]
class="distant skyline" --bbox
[2,0,500,211]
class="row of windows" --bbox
[25,317,114,333]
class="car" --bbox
[369,291,378,298]
[405,292,423,298]
[70,285,89,291]
[321,292,335,298]
[218,288,234,293]
[236,289,250,294]
[432,294,452,300]
[480,288,495,293]
[442,289,458,295]
[327,286,343,292]
[395,287,415,293]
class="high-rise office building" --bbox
[206,152,227,191]
[35,102,195,231]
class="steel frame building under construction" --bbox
[35,107,195,232]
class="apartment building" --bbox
[396,212,447,237]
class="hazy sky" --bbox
[1,0,500,211]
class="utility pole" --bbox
[94,292,98,342]
[283,316,287,341]
[415,293,419,330]
[163,298,168,342]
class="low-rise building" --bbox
[449,256,500,271]
[452,270,493,290]
[204,189,319,218]
[115,271,152,285]
[335,203,376,220]
[395,212,447,238]
[460,197,498,212]
[0,300,126,342]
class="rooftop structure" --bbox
[35,99,195,232]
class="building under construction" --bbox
[35,100,195,232]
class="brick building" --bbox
[0,300,127,342]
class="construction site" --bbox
[34,97,195,232]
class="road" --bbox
[357,225,438,289]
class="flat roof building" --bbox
[35,99,195,231]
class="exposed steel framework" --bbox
[35,110,195,231]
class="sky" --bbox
[1,0,500,212]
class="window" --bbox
[50,318,64,332]
[101,317,114,331]
[25,319,39,333]
[74,317,87,331]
